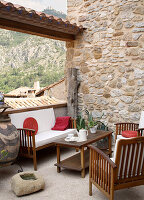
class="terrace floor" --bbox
[0,147,144,200]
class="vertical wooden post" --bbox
[89,149,92,196]
[81,147,85,178]
[57,145,61,173]
[110,167,114,200]
[32,133,37,171]
[108,134,112,157]
[67,68,79,118]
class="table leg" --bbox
[108,134,112,157]
[57,145,61,173]
[81,147,85,178]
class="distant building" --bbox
[36,78,66,101]
[5,81,41,98]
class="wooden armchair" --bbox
[115,123,140,141]
[115,112,144,141]
[89,137,144,200]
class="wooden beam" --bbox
[0,17,75,41]
[3,103,67,115]
[67,68,79,118]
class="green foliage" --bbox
[76,113,86,131]
[85,110,97,128]
[0,7,66,93]
[0,64,64,93]
[0,150,8,160]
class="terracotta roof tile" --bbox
[0,0,83,36]
[5,96,65,109]
[6,87,31,96]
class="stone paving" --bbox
[0,147,144,200]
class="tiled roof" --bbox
[5,87,31,97]
[36,78,65,96]
[5,96,65,109]
[0,1,83,39]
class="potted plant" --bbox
[76,113,86,131]
[85,110,98,134]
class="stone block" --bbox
[125,21,134,28]
[128,105,140,112]
[133,34,142,40]
[120,96,133,104]
[93,46,102,59]
[83,94,96,104]
[133,28,144,33]
[115,19,123,30]
[80,65,90,74]
[78,15,87,22]
[126,48,139,56]
[11,171,45,196]
[126,42,138,47]
[135,22,144,28]
[113,32,123,37]
[133,6,144,15]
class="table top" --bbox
[54,130,113,148]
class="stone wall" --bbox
[66,0,144,128]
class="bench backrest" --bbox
[9,108,55,134]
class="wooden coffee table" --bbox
[54,130,113,178]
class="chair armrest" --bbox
[88,145,117,168]
[138,128,144,136]
[17,128,36,155]
[89,144,117,195]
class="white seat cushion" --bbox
[35,129,76,148]
[139,111,144,129]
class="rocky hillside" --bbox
[0,8,66,93]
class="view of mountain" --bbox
[0,8,66,93]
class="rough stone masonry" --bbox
[66,0,144,129]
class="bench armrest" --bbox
[17,128,36,135]
[17,128,36,156]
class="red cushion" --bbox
[122,130,138,138]
[52,116,71,131]
[23,117,38,134]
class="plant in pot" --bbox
[85,110,98,134]
[76,113,86,131]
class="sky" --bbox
[8,0,67,13]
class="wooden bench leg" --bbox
[33,150,37,171]
[57,145,61,173]
[110,190,114,200]
[89,180,92,196]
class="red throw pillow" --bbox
[122,130,138,138]
[52,116,71,131]
[23,117,38,134]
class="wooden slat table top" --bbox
[54,130,113,148]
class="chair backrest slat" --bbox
[115,137,144,183]
[124,144,131,178]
